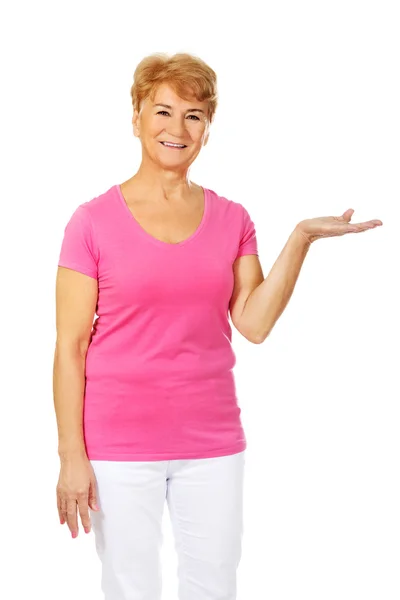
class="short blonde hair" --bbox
[130,52,218,124]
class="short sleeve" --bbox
[58,204,99,279]
[236,204,258,258]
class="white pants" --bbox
[89,450,245,600]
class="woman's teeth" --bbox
[160,142,186,148]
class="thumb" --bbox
[342,208,354,222]
[88,479,100,511]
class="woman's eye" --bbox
[156,111,199,121]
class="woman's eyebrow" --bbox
[153,103,205,114]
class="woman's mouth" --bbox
[160,142,187,149]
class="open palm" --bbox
[297,209,383,244]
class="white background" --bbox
[1,1,399,599]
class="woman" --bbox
[53,52,382,600]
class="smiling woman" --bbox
[54,49,382,600]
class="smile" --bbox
[160,142,187,149]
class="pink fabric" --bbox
[57,184,258,460]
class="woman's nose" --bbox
[166,119,187,138]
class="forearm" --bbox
[243,226,312,343]
[53,344,88,459]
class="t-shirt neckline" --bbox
[114,183,209,248]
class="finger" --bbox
[88,479,100,512]
[348,220,382,233]
[60,496,68,523]
[56,491,65,525]
[77,493,92,534]
[341,209,355,222]
[66,499,79,538]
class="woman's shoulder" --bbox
[203,185,244,221]
[73,184,119,223]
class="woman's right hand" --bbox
[56,451,100,538]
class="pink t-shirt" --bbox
[57,184,258,461]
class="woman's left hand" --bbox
[296,209,383,244]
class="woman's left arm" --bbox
[233,209,383,344]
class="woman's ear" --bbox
[132,109,140,138]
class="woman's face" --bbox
[132,82,210,169]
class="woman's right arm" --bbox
[53,266,100,538]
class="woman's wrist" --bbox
[58,446,87,461]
